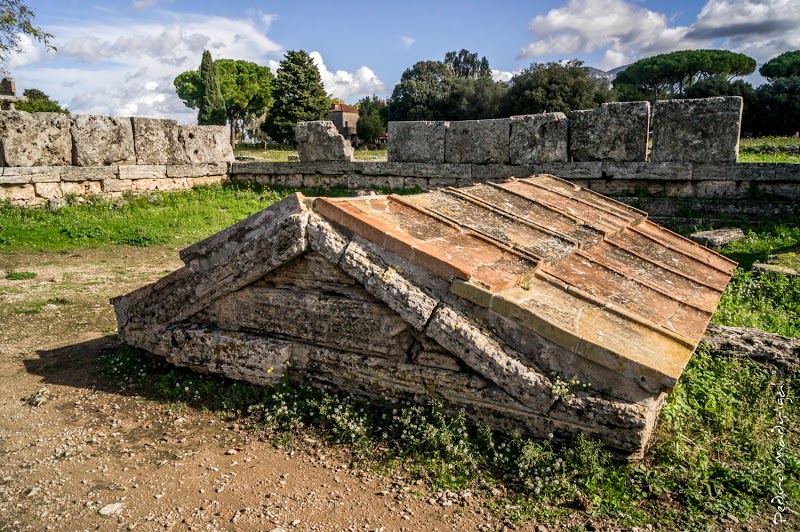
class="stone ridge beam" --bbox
[651,96,743,162]
[569,102,650,162]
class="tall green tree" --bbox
[262,50,329,143]
[197,50,226,126]
[614,49,756,101]
[174,58,274,148]
[0,1,55,70]
[356,94,387,145]
[759,50,800,80]
[15,88,68,113]
[444,49,491,79]
[386,50,506,121]
[499,60,616,116]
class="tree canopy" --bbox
[197,50,226,126]
[499,60,616,116]
[614,49,756,100]
[0,0,54,70]
[386,50,506,121]
[174,57,274,147]
[356,95,387,145]
[759,50,800,80]
[261,50,329,144]
[15,88,68,113]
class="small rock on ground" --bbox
[689,227,745,248]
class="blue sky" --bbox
[7,0,799,123]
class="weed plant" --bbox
[5,270,37,280]
[101,344,799,529]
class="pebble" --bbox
[99,503,125,516]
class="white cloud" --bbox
[688,0,800,61]
[132,0,158,9]
[5,33,48,69]
[491,69,516,83]
[401,36,415,49]
[308,51,386,102]
[14,11,283,123]
[520,0,703,69]
[521,0,800,70]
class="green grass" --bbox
[101,343,799,529]
[0,182,418,252]
[10,297,70,315]
[5,271,37,280]
[738,136,800,163]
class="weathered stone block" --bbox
[0,111,71,166]
[71,115,136,166]
[569,102,649,162]
[689,227,745,248]
[651,97,743,162]
[601,162,692,181]
[178,125,234,164]
[118,165,167,180]
[295,121,354,162]
[166,162,227,178]
[445,119,510,164]
[132,117,186,165]
[102,178,133,193]
[387,121,448,163]
[509,112,569,163]
[60,166,116,181]
[0,183,35,201]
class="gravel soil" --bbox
[0,247,554,531]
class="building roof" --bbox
[330,103,359,114]
[314,175,735,391]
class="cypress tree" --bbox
[197,50,226,125]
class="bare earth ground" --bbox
[0,247,573,532]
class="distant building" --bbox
[0,78,26,110]
[329,103,359,145]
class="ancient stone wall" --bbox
[0,111,233,207]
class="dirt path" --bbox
[0,247,554,532]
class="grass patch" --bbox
[0,182,419,252]
[10,297,70,315]
[5,271,37,280]
[101,344,798,529]
[737,152,800,163]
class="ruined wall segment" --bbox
[71,115,136,167]
[295,121,355,162]
[178,125,234,165]
[569,101,650,162]
[0,111,72,167]
[445,118,510,164]
[132,117,186,165]
[651,96,743,163]
[509,112,569,164]
[387,121,448,163]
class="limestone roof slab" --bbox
[314,175,736,390]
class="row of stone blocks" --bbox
[0,111,234,167]
[388,97,743,165]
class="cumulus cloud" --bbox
[309,51,385,102]
[491,69,516,83]
[401,36,415,49]
[520,0,703,69]
[688,0,800,61]
[14,11,283,122]
[521,0,800,70]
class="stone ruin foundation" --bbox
[113,175,734,459]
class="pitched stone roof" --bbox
[314,175,735,391]
[112,175,735,457]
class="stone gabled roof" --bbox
[112,176,735,456]
[314,175,735,391]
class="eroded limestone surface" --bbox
[296,121,354,162]
[0,111,72,166]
